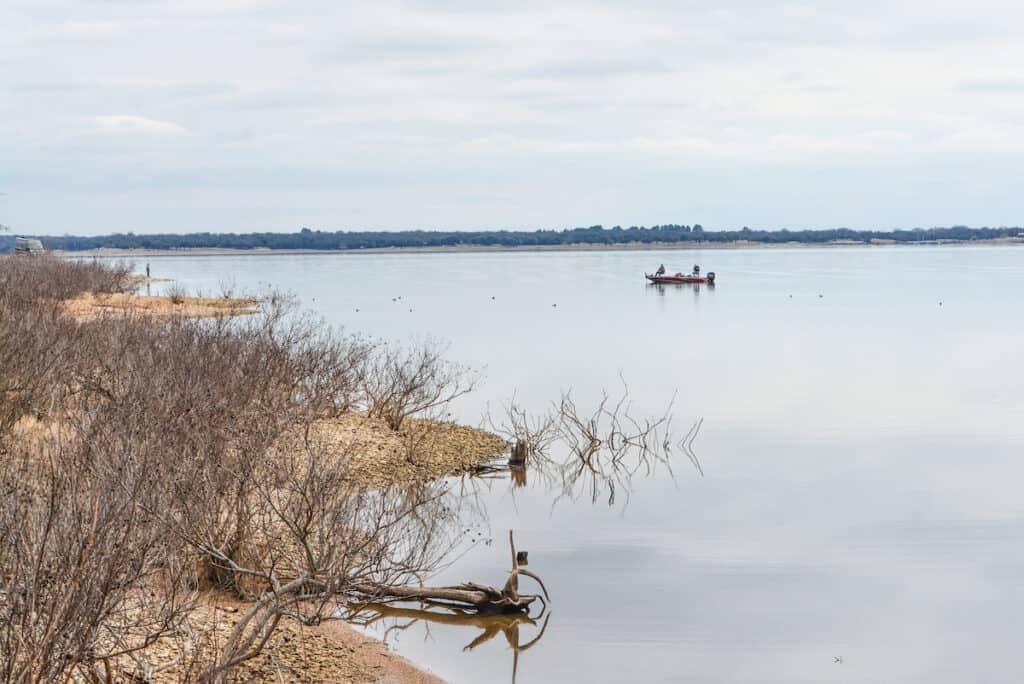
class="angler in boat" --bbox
[645,264,716,285]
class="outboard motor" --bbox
[706,271,716,284]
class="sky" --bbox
[2,0,1024,235]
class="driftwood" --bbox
[352,530,548,615]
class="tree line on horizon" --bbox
[1,224,1022,252]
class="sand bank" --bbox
[61,291,260,321]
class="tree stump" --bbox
[509,440,528,466]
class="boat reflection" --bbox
[647,281,715,297]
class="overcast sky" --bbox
[2,0,1024,235]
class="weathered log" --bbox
[352,581,537,613]
[350,530,548,615]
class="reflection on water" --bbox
[144,246,1024,683]
[480,387,690,507]
[353,604,550,683]
[647,281,715,298]
[352,388,691,678]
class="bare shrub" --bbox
[166,282,187,305]
[0,255,132,308]
[0,256,136,436]
[486,393,558,457]
[486,383,688,507]
[359,338,478,431]
[0,256,521,681]
[0,433,195,682]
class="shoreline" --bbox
[19,276,510,683]
[52,236,1024,258]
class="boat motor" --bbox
[706,271,716,283]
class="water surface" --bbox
[145,246,1024,683]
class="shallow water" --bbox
[143,246,1024,683]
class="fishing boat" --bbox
[645,271,715,284]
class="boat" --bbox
[645,271,715,284]
[14,237,44,255]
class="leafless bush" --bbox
[166,282,187,305]
[487,383,687,506]
[0,256,507,680]
[359,338,478,431]
[0,432,196,682]
[0,255,132,308]
[172,456,463,683]
[0,304,76,435]
[486,394,558,457]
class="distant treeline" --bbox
[3,224,1023,253]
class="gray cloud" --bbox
[316,34,490,64]
[509,57,674,81]
[958,78,1024,94]
[3,0,1024,234]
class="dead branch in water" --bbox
[485,382,698,506]
[351,530,548,615]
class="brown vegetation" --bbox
[0,256,508,683]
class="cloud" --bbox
[92,116,191,137]
[316,34,488,65]
[958,78,1024,94]
[509,57,673,81]
[5,0,1024,232]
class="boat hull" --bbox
[645,274,710,284]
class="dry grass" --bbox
[61,292,260,321]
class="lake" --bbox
[140,245,1024,683]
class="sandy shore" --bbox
[52,236,1024,259]
[61,291,261,320]
[136,595,444,684]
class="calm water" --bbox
[141,246,1024,683]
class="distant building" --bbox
[14,237,44,255]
